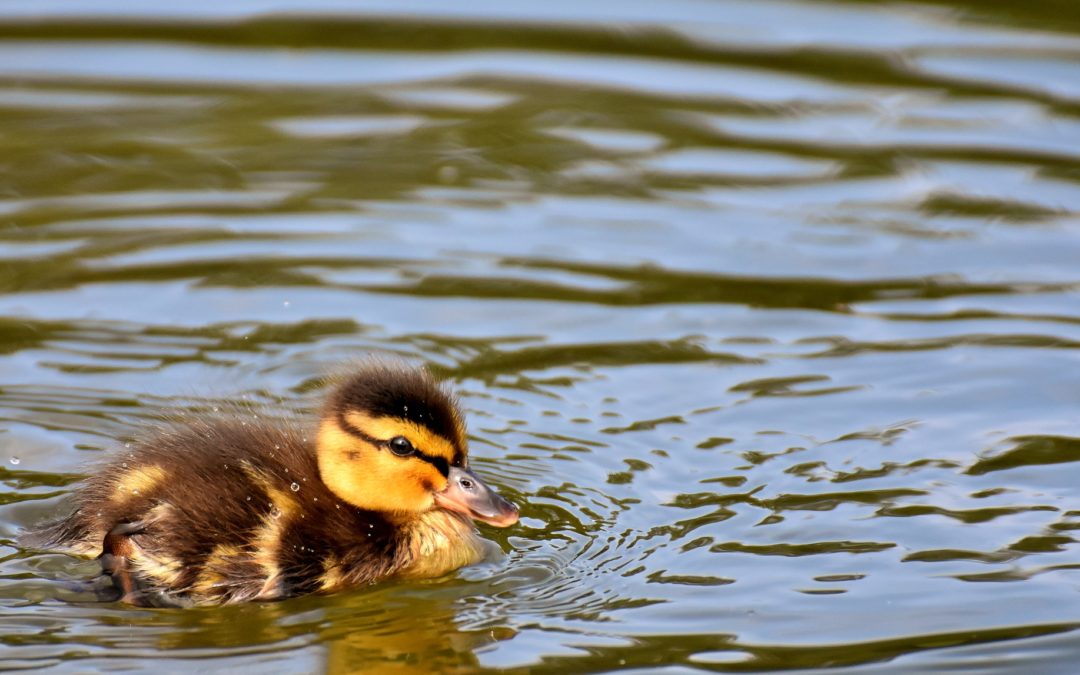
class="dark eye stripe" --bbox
[415,451,449,478]
[338,413,450,477]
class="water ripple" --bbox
[2,1,1080,672]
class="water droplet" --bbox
[274,445,281,451]
[313,497,318,502]
[132,489,139,495]
[124,443,132,449]
[223,464,229,470]
[290,482,300,492]
[122,462,128,469]
[213,406,220,413]
[271,508,282,519]
[9,457,19,466]
[437,165,459,184]
[403,405,409,412]
[246,496,251,502]
[283,300,291,308]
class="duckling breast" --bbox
[396,510,492,579]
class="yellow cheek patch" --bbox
[343,412,460,464]
[317,419,440,513]
[112,465,167,501]
[406,462,448,494]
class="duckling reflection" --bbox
[131,580,514,674]
[322,586,516,675]
[22,362,519,606]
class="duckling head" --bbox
[316,363,518,527]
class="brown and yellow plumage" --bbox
[24,362,519,607]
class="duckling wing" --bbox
[30,418,326,604]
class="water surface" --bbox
[2,1,1080,672]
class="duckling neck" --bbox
[395,509,489,579]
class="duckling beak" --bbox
[434,467,519,527]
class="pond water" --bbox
[1,1,1079,672]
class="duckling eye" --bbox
[388,436,415,457]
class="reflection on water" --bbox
[1,0,1080,671]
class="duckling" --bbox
[23,362,519,607]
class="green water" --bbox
[2,1,1080,672]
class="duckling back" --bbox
[28,417,415,605]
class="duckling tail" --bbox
[17,510,97,555]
